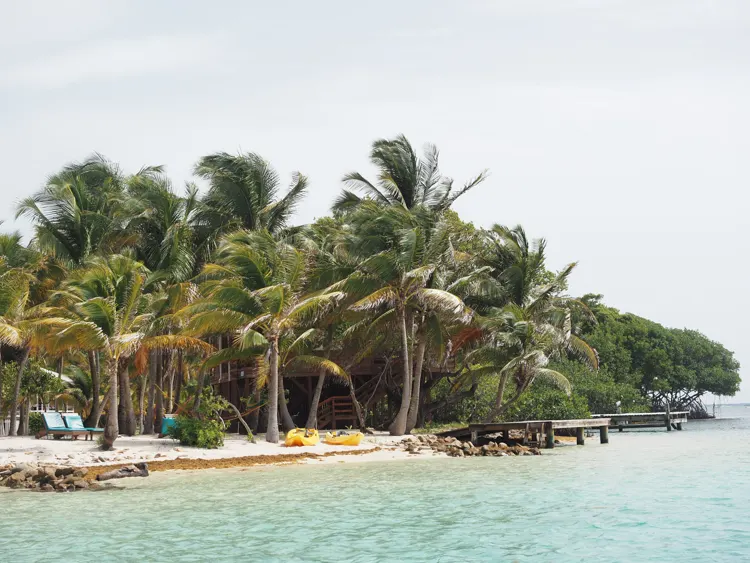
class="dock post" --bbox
[576,427,585,446]
[665,402,672,432]
[599,425,609,444]
[502,429,509,443]
[676,422,683,431]
[544,422,554,449]
[470,430,478,444]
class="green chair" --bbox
[36,412,89,440]
[63,413,104,441]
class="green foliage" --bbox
[503,385,591,421]
[0,362,16,414]
[21,360,65,403]
[169,416,225,449]
[28,412,43,435]
[168,389,228,449]
[578,295,741,405]
[553,359,649,414]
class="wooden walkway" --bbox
[592,411,688,431]
[438,418,611,449]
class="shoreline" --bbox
[0,434,418,478]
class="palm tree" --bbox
[182,230,345,443]
[0,269,55,435]
[333,135,487,213]
[194,152,309,242]
[16,155,152,265]
[49,255,211,448]
[342,206,471,435]
[295,218,361,428]
[125,173,200,283]
[453,224,598,421]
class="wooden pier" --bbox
[438,418,611,449]
[592,411,688,431]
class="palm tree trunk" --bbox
[348,376,366,430]
[248,375,259,432]
[144,351,157,434]
[305,327,333,429]
[484,374,528,422]
[173,351,183,413]
[405,331,427,433]
[8,346,30,436]
[18,398,29,436]
[193,370,206,412]
[103,356,119,449]
[388,307,411,436]
[155,352,165,435]
[138,376,146,433]
[167,368,174,414]
[305,367,326,428]
[265,337,280,443]
[278,373,295,431]
[85,351,102,428]
[118,359,137,436]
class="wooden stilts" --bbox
[544,422,554,449]
[576,427,585,446]
[600,425,609,444]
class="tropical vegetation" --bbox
[0,137,741,447]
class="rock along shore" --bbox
[0,463,103,492]
[400,434,542,457]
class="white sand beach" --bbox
[0,433,416,470]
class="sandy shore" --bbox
[0,433,416,476]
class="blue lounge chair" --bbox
[62,413,104,441]
[36,412,89,440]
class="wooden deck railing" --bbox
[317,396,357,429]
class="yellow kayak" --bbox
[285,428,319,447]
[324,431,364,446]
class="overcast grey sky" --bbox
[2,1,748,400]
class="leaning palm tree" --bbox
[341,206,472,435]
[0,269,56,435]
[49,255,212,448]
[182,230,345,443]
[194,152,308,243]
[333,134,487,213]
[16,155,157,265]
[294,217,361,428]
[452,225,598,421]
[124,173,200,283]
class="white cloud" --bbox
[1,33,228,89]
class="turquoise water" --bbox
[2,407,750,562]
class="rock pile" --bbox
[0,463,100,492]
[401,434,542,457]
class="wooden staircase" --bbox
[317,396,357,429]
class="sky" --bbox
[1,1,749,401]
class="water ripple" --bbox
[2,413,750,562]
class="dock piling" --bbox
[544,422,555,449]
[599,425,609,444]
[576,427,585,445]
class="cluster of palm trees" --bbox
[0,135,597,448]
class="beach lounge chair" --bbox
[36,412,90,440]
[62,413,104,441]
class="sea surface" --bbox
[2,405,749,562]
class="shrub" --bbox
[168,416,225,449]
[553,359,650,414]
[504,385,591,421]
[167,389,228,449]
[28,412,44,435]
